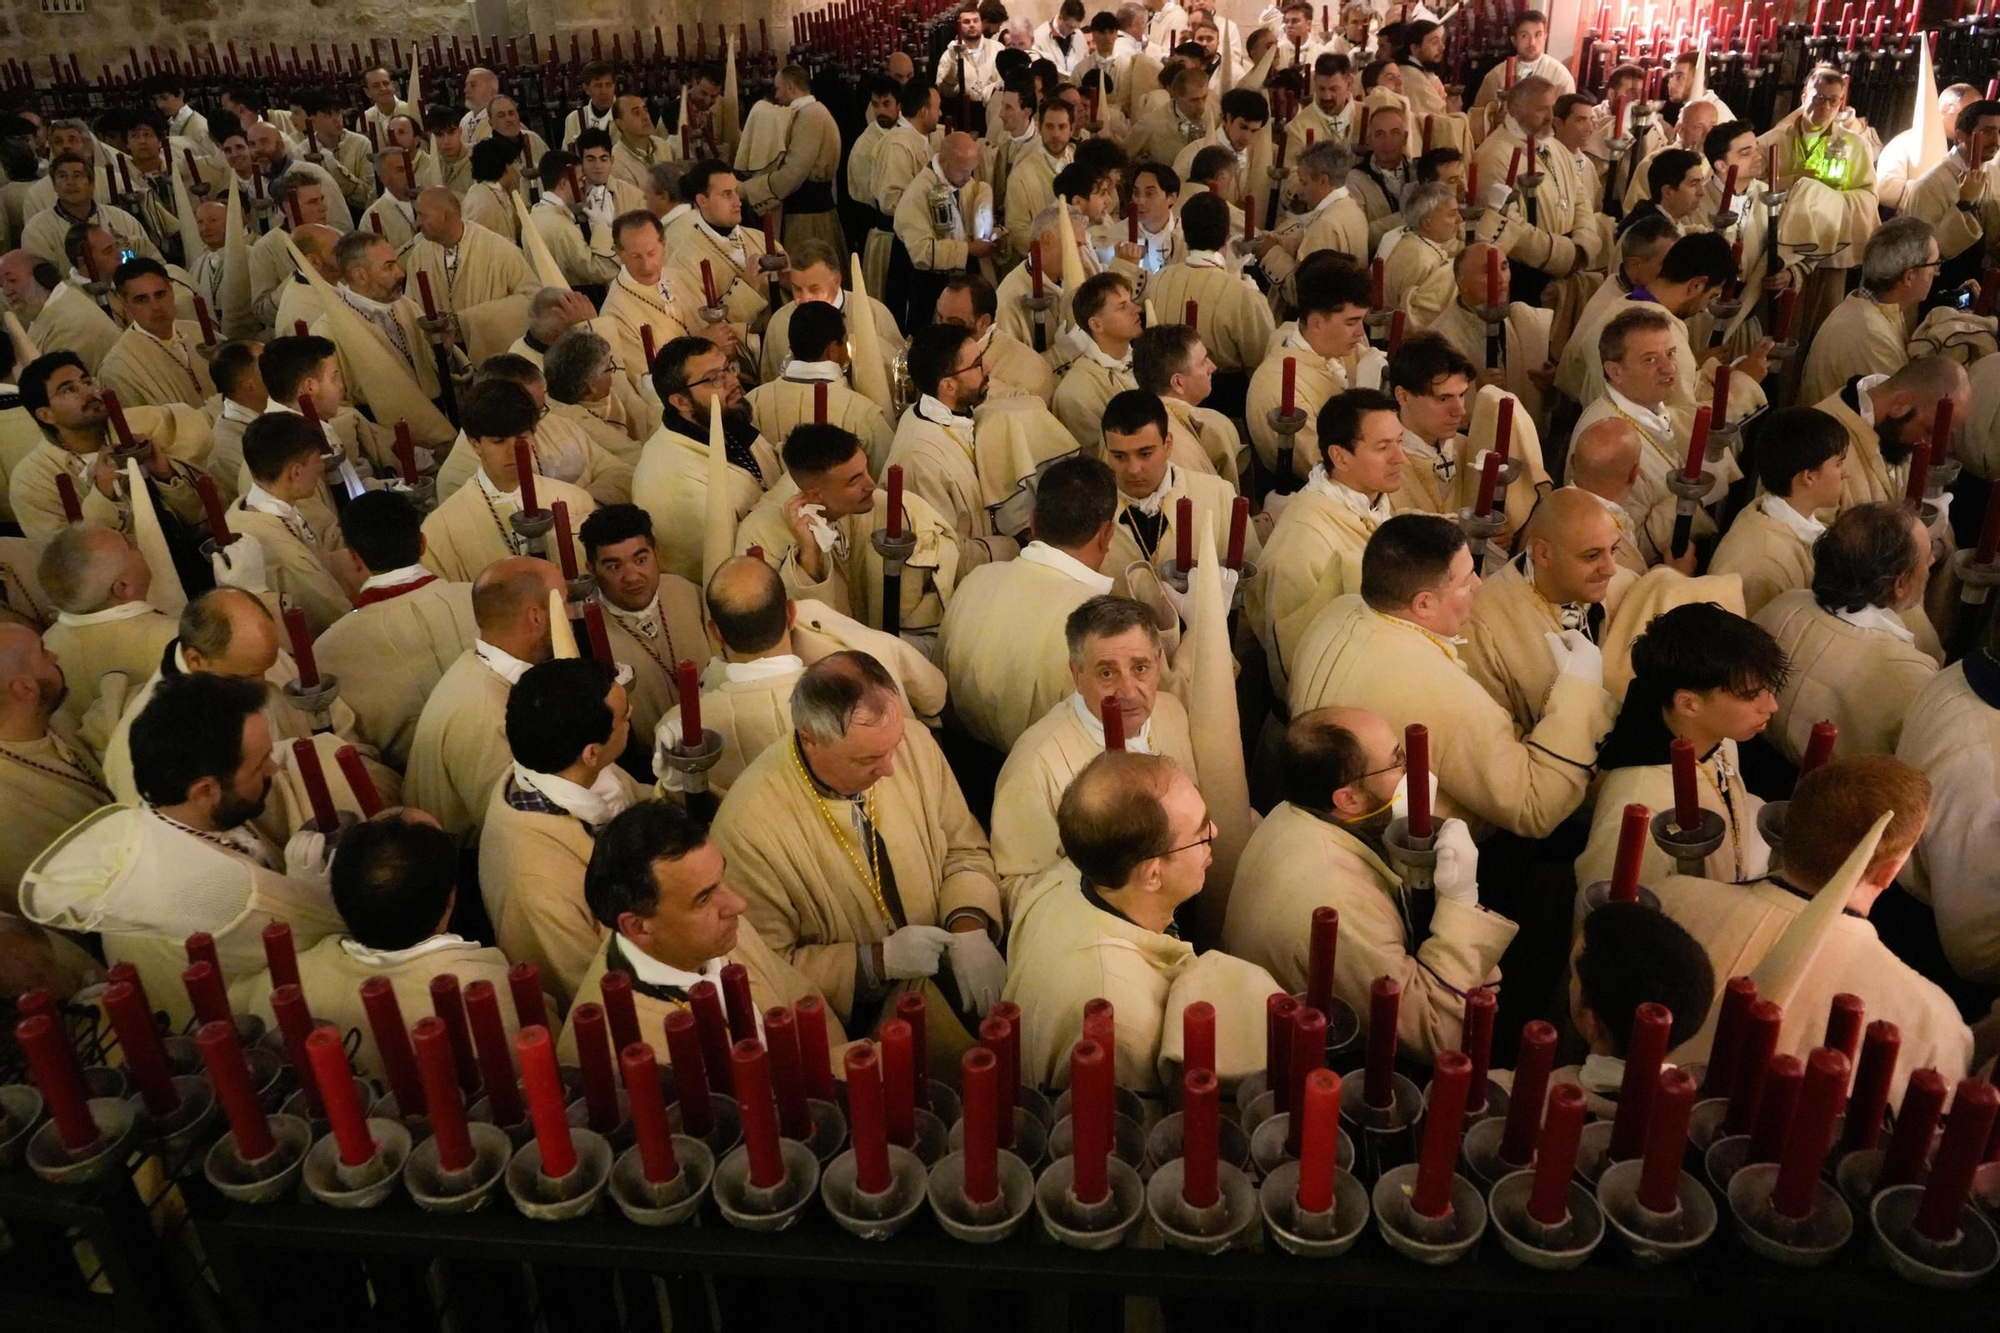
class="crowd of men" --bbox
[2,0,1998,1113]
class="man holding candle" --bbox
[1653,756,1970,1110]
[1170,89,1268,199]
[1755,503,1939,761]
[629,337,776,584]
[1346,99,1415,253]
[432,357,633,506]
[1470,76,1603,319]
[598,212,738,395]
[37,522,178,742]
[894,132,1002,319]
[0,250,119,375]
[249,176,334,329]
[527,151,619,293]
[712,650,1007,1032]
[1247,257,1383,481]
[1004,100,1078,264]
[1553,213,1676,402]
[358,150,421,254]
[746,306,896,474]
[315,233,463,440]
[18,154,159,275]
[1125,65,1217,171]
[1263,142,1372,308]
[229,414,355,634]
[0,624,114,914]
[1226,706,1510,1062]
[887,323,1022,571]
[1291,514,1616,839]
[1563,902,1714,1117]
[1285,53,1360,163]
[314,489,477,770]
[419,380,596,583]
[1758,65,1880,339]
[1384,331,1479,516]
[480,657,644,1007]
[95,259,215,411]
[1099,389,1258,590]
[1619,98,1720,217]
[1904,98,2000,298]
[1709,407,1851,616]
[297,89,377,218]
[577,503,711,746]
[1807,353,1968,512]
[1798,217,1934,405]
[991,594,1199,885]
[935,271,1057,405]
[401,187,539,360]
[1470,10,1575,111]
[667,161,789,338]
[407,556,567,840]
[1426,242,1556,423]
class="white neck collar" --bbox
[1760,494,1826,544]
[1018,540,1114,593]
[1070,691,1156,752]
[359,563,433,592]
[55,600,158,628]
[473,638,535,684]
[723,654,804,683]
[1832,602,1915,642]
[511,761,633,827]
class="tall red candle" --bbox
[1304,907,1339,1019]
[360,975,426,1117]
[600,970,641,1056]
[689,981,734,1091]
[283,606,319,688]
[1608,1002,1673,1161]
[1295,1067,1342,1212]
[1225,495,1249,571]
[765,1006,812,1141]
[674,660,702,744]
[1473,450,1502,516]
[1462,988,1497,1113]
[1389,309,1407,354]
[16,1014,99,1151]
[1878,1068,1948,1187]
[512,440,540,514]
[620,1042,680,1185]
[1411,1050,1472,1217]
[1493,395,1514,464]
[572,1003,622,1132]
[961,1045,1002,1204]
[308,1025,376,1166]
[1266,993,1299,1112]
[1839,1020,1900,1153]
[1287,1007,1328,1157]
[980,1013,1019,1150]
[1181,1065,1222,1208]
[1773,286,1798,341]
[1486,245,1501,308]
[194,294,216,344]
[1281,356,1297,415]
[846,1044,892,1193]
[1127,210,1139,243]
[1636,1067,1697,1212]
[551,500,578,579]
[101,389,135,449]
[885,462,905,541]
[262,921,300,991]
[1928,397,1954,468]
[55,472,83,523]
[662,1009,714,1136]
[415,269,437,319]
[1669,737,1701,830]
[1182,1001,1216,1078]
[1370,257,1384,308]
[880,1017,917,1149]
[1823,993,1864,1065]
[464,980,524,1125]
[413,1017,474,1172]
[1100,694,1125,750]
[795,995,837,1103]
[1241,195,1255,240]
[1499,1020,1558,1164]
[1772,1047,1848,1218]
[813,379,828,425]
[1507,147,1522,186]
[1683,404,1710,481]
[1609,803,1650,901]
[1404,723,1432,839]
[393,422,419,484]
[1174,495,1193,570]
[182,958,233,1028]
[1748,1054,1806,1164]
[519,1025,580,1177]
[1527,1082,1588,1224]
[582,601,614,669]
[428,974,480,1093]
[1723,999,1786,1136]
[700,259,719,309]
[1700,976,1759,1098]
[1912,1080,2000,1241]
[640,324,658,369]
[197,474,233,543]
[1068,1039,1111,1205]
[103,980,180,1116]
[1905,437,1931,504]
[267,989,319,1120]
[292,739,340,833]
[1798,721,1837,779]
[197,1018,277,1161]
[1364,977,1401,1109]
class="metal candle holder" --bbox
[1372,1161,1488,1265]
[566,1089,634,1154]
[1238,1001,1362,1123]
[1596,1157,1718,1266]
[406,1120,513,1215]
[656,728,726,800]
[1146,1156,1258,1254]
[1727,1161,1853,1266]
[668,1089,744,1159]
[304,1118,413,1209]
[508,505,555,556]
[1651,806,1728,879]
[281,675,342,732]
[927,1148,1035,1243]
[1048,1110,1146,1174]
[1579,875,1662,914]
[1458,503,1508,574]
[1339,1070,1422,1183]
[1248,1112,1352,1180]
[1264,404,1309,483]
[1036,1153,1147,1250]
[133,1073,219,1176]
[1260,1158,1371,1257]
[204,1114,313,1204]
[1382,815,1438,894]
[611,1135,717,1228]
[1022,290,1056,353]
[870,526,918,636]
[26,1098,138,1187]
[389,474,440,513]
[948,1105,1049,1172]
[1489,1170,1606,1270]
[0,1085,43,1168]
[506,1126,614,1221]
[1157,558,1257,609]
[1872,1185,2000,1290]
[821,1141,926,1240]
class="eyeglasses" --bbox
[949,350,985,378]
[1160,818,1217,858]
[688,368,736,390]
[1355,745,1407,783]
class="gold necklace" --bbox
[1374,609,1458,660]
[788,741,891,925]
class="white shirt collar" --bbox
[601,591,660,628]
[1760,494,1826,544]
[917,393,974,430]
[473,638,535,684]
[242,482,303,523]
[791,93,818,111]
[55,600,158,628]
[784,359,844,382]
[1069,691,1156,752]
[1832,602,1916,642]
[614,934,730,995]
[1854,372,1889,428]
[1305,465,1392,518]
[137,323,183,351]
[1183,248,1228,269]
[476,466,522,507]
[339,933,469,967]
[694,213,744,252]
[339,283,398,317]
[1064,324,1131,372]
[1019,540,1114,593]
[723,653,805,683]
[359,562,434,593]
[511,761,634,827]
[1606,384,1674,440]
[1126,464,1177,516]
[220,397,261,424]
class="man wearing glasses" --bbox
[1224,707,1508,1067]
[630,337,779,583]
[1758,65,1882,340]
[1006,748,1282,1094]
[1799,217,1939,407]
[886,322,1020,570]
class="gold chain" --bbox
[1373,609,1458,661]
[788,741,892,927]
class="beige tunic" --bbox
[1464,561,1597,734]
[669,218,784,333]
[871,125,934,218]
[434,418,632,509]
[759,294,906,388]
[594,583,710,745]
[1105,466,1261,589]
[0,536,52,630]
[1003,149,1065,259]
[1144,262,1275,374]
[609,135,673,192]
[10,423,210,542]
[96,323,215,411]
[740,97,842,216]
[1575,743,1767,904]
[313,577,477,770]
[746,375,895,477]
[1051,351,1138,454]
[359,194,418,251]
[20,202,157,271]
[403,648,515,839]
[418,472,595,585]
[1799,293,1908,408]
[939,548,1112,753]
[402,225,538,361]
[887,406,1022,570]
[1814,389,1906,511]
[982,328,1058,405]
[1655,873,1969,1110]
[899,165,1000,278]
[709,721,1002,1021]
[628,423,776,583]
[0,729,113,915]
[1245,333,1385,480]
[1249,483,1385,699]
[1906,154,1997,266]
[230,502,351,635]
[1708,505,1815,618]
[1384,230,1460,330]
[461,182,519,245]
[27,284,121,373]
[990,692,1197,886]
[1471,120,1600,277]
[737,478,957,642]
[1223,802,1517,1063]
[308,296,447,435]
[1754,589,1937,762]
[1896,663,2000,982]
[480,766,646,1007]
[529,197,620,289]
[597,270,709,390]
[1290,595,1616,838]
[43,606,179,744]
[1428,300,1553,426]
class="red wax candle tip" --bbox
[1913,1080,2000,1242]
[1610,803,1650,901]
[846,1043,892,1194]
[1462,989,1497,1111]
[1304,908,1339,1019]
[572,1002,622,1132]
[961,1045,1002,1204]
[1068,1038,1111,1205]
[662,1009,714,1136]
[1608,1002,1673,1162]
[1411,1050,1473,1218]
[1404,724,1432,839]
[1500,1020,1559,1166]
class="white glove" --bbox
[945,928,1007,1015]
[283,826,334,886]
[652,714,688,793]
[1431,818,1480,905]
[1544,629,1603,688]
[1159,566,1241,629]
[879,924,954,980]
[211,534,269,593]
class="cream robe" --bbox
[1906,155,1998,267]
[480,766,647,1007]
[1813,388,1906,510]
[759,294,906,388]
[990,692,1198,886]
[402,225,538,361]
[1654,873,1969,1111]
[887,406,1023,570]
[313,577,477,770]
[871,124,934,218]
[10,423,210,542]
[0,730,112,914]
[359,193,419,251]
[898,164,1000,277]
[939,552,1107,753]
[737,479,958,643]
[27,284,121,373]
[1290,192,1374,273]
[1245,333,1384,481]
[43,607,179,743]
[1051,350,1139,454]
[1428,299,1553,426]
[403,648,516,839]
[1754,589,1937,762]
[739,96,843,230]
[1003,149,1065,259]
[1575,742,1767,903]
[1126,105,1213,170]
[1708,504,1815,618]
[996,263,1072,349]
[1290,595,1616,838]
[230,501,352,635]
[1004,861,1277,1095]
[982,327,1058,405]
[1462,560,1628,734]
[274,276,330,342]
[1384,230,1460,329]
[462,181,520,244]
[629,421,776,583]
[669,218,784,333]
[1223,802,1517,1063]
[1161,395,1240,485]
[1471,119,1600,278]
[1144,261,1276,373]
[1560,294,1765,425]
[746,375,895,477]
[597,270,709,390]
[1896,663,2000,982]
[1105,466,1262,589]
[433,419,632,508]
[1799,293,1908,408]
[530,197,620,288]
[1552,270,1633,402]
[418,471,595,584]
[308,296,450,442]
[1570,392,1719,557]
[594,582,709,744]
[709,722,1002,1021]
[20,202,158,271]
[609,135,673,192]
[1249,483,1385,698]
[96,323,215,411]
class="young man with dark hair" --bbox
[1619,146,1706,237]
[1004,97,1077,260]
[744,291,893,474]
[561,61,619,148]
[578,502,710,745]
[1099,387,1259,587]
[888,322,1018,569]
[1248,256,1383,482]
[1470,8,1575,109]
[669,159,787,331]
[629,334,777,582]
[1147,193,1274,407]
[232,413,353,633]
[1172,87,1267,185]
[419,379,598,583]
[1386,331,1477,514]
[1052,271,1145,450]
[935,269,1055,402]
[96,257,215,410]
[1130,322,1240,482]
[1708,406,1849,615]
[1291,512,1616,839]
[1565,902,1714,1115]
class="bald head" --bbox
[0,623,43,683]
[291,223,344,281]
[414,186,464,244]
[1456,242,1505,306]
[705,555,791,655]
[472,556,564,644]
[939,131,981,187]
[0,248,54,306]
[195,201,229,249]
[1526,487,1622,605]
[180,588,280,678]
[1568,418,1642,503]
[1281,705,1401,818]
[38,521,150,614]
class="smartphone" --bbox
[1952,285,1976,310]
[119,247,135,264]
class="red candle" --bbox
[1822,994,1864,1067]
[1281,357,1297,416]
[1127,210,1139,244]
[1466,160,1478,201]
[17,1013,101,1152]
[551,500,578,579]
[1797,721,1838,780]
[1608,1001,1673,1161]
[1773,287,1798,342]
[1181,1066,1222,1208]
[519,1025,580,1177]
[1184,299,1199,329]
[1225,495,1249,571]
[1772,1047,1848,1218]
[896,991,933,1110]
[197,474,232,543]
[1669,737,1701,830]
[1635,1066,1697,1212]
[292,739,340,833]
[1683,404,1711,483]
[1929,397,1954,468]
[961,1045,1003,1203]
[308,1025,376,1166]
[1029,241,1043,297]
[813,379,828,425]
[1462,988,1497,1113]
[712,965,756,1048]
[392,422,419,484]
[1701,976,1760,1098]
[360,975,426,1117]
[1839,1020,1900,1153]
[885,463,905,541]
[464,980,524,1125]
[182,958,233,1028]
[572,1002,622,1132]
[55,473,83,522]
[1912,1080,1999,1241]
[283,606,319,688]
[104,980,180,1116]
[1506,147,1522,187]
[1527,1082,1588,1224]
[793,995,836,1104]
[1182,1001,1216,1078]
[413,1017,474,1172]
[1879,1067,1949,1188]
[980,1014,1019,1150]
[506,961,551,1037]
[1241,195,1255,241]
[1294,1067,1342,1213]
[428,975,480,1093]
[415,269,437,319]
[662,1009,714,1136]
[1604,802,1650,902]
[1473,449,1502,516]
[1975,483,2000,567]
[765,1006,813,1141]
[1068,1039,1111,1205]
[614,1042,678,1186]
[1411,1050,1472,1217]
[194,294,216,345]
[1717,163,1738,214]
[846,1044,893,1193]
[641,324,658,369]
[880,1017,917,1149]
[513,440,541,514]
[1266,993,1299,1112]
[1389,309,1407,354]
[262,921,300,991]
[1748,1054,1806,1164]
[1082,997,1114,1048]
[1364,977,1400,1109]
[1304,907,1339,1019]
[1405,722,1432,839]
[101,388,135,448]
[1500,1020,1559,1164]
[1370,257,1384,308]
[1174,495,1193,570]
[1723,999,1786,1136]
[582,601,614,668]
[590,972,639,1059]
[672,659,704,746]
[689,980,734,1089]
[197,1018,278,1161]
[1286,1007,1328,1158]
[270,983,323,1118]
[1099,694,1125,751]
[700,259,719,309]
